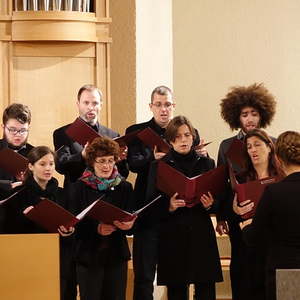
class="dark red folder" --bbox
[226,139,246,169]
[65,117,100,146]
[156,161,226,207]
[79,195,161,225]
[0,148,28,177]
[137,127,171,153]
[228,161,279,219]
[25,198,79,233]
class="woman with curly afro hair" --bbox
[215,83,277,300]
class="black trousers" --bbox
[76,259,128,300]
[60,240,77,300]
[167,282,216,300]
[132,227,158,300]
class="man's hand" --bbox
[154,146,166,160]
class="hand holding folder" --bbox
[228,160,279,219]
[24,195,162,232]
[156,161,226,207]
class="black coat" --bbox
[147,149,223,285]
[126,118,200,212]
[70,178,134,266]
[243,172,300,300]
[0,139,34,199]
[1,176,65,234]
[53,120,129,187]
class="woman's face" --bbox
[247,136,271,167]
[170,124,193,155]
[93,155,116,179]
[28,153,55,184]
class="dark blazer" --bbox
[146,149,223,285]
[126,118,200,213]
[53,120,128,187]
[1,176,65,234]
[243,172,300,300]
[70,179,134,266]
[0,139,34,198]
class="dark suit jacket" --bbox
[53,119,128,187]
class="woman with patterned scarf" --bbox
[70,136,136,300]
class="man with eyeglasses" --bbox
[0,103,33,198]
[126,86,207,300]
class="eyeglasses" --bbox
[94,158,115,166]
[5,127,29,136]
[151,102,174,109]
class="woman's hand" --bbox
[113,216,137,230]
[200,191,214,209]
[169,192,186,212]
[97,223,116,236]
[58,225,75,237]
[215,220,229,236]
[233,193,254,216]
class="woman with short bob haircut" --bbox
[70,136,135,300]
[242,131,300,300]
[146,115,222,300]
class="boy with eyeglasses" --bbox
[0,103,33,197]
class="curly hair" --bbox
[220,83,276,130]
[276,131,300,166]
[85,136,120,169]
[3,103,31,125]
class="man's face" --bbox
[239,106,261,133]
[77,90,102,125]
[2,118,29,148]
[149,93,175,128]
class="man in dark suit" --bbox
[126,86,206,300]
[53,84,128,300]
[216,83,276,300]
[0,103,33,199]
[53,84,128,187]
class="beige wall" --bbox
[111,0,173,132]
[173,0,300,160]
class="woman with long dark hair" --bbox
[231,129,281,300]
[242,131,300,300]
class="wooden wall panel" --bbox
[12,55,95,147]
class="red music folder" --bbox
[136,127,171,153]
[77,194,161,225]
[66,117,140,148]
[0,148,28,177]
[25,198,79,233]
[156,161,226,207]
[226,139,246,169]
[228,161,279,219]
[65,117,100,146]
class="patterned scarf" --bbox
[80,166,122,191]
